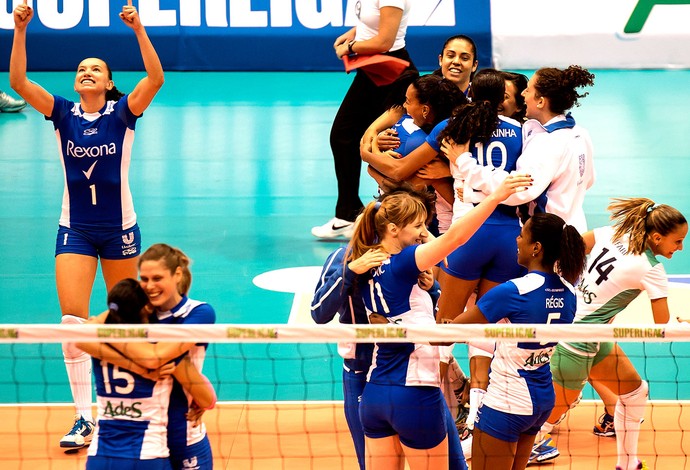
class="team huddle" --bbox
[311,1,687,470]
[7,0,689,469]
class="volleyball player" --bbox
[541,198,687,470]
[10,0,164,448]
[433,70,524,450]
[76,278,215,469]
[452,213,586,470]
[361,74,467,233]
[442,65,595,233]
[352,173,531,469]
[111,244,217,470]
[432,35,478,96]
[311,184,470,470]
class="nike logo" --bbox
[332,223,352,230]
[82,161,98,179]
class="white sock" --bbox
[467,388,486,430]
[615,380,648,470]
[61,315,93,422]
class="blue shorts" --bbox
[476,405,552,442]
[441,223,524,283]
[86,456,172,470]
[359,383,446,449]
[170,435,213,470]
[55,224,141,259]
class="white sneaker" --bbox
[311,217,354,239]
[59,414,95,448]
[0,91,27,113]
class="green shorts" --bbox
[550,342,614,390]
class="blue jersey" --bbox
[358,245,440,387]
[391,114,427,157]
[430,116,523,224]
[88,359,173,460]
[48,95,139,230]
[477,271,576,415]
[311,247,374,372]
[155,297,216,464]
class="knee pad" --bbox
[551,390,583,426]
[617,380,648,423]
[61,315,88,361]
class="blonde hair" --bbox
[139,243,192,295]
[608,197,687,255]
[347,193,427,260]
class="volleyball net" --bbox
[1,323,689,469]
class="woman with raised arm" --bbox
[353,173,531,469]
[10,0,164,448]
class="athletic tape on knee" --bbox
[61,315,88,361]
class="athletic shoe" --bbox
[616,460,648,470]
[59,414,95,448]
[311,217,354,239]
[593,411,616,437]
[0,91,27,113]
[527,434,559,465]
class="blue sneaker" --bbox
[527,434,559,465]
[59,414,95,448]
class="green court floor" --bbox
[0,70,689,403]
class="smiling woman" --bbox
[8,0,164,450]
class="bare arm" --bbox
[172,355,217,411]
[649,297,670,324]
[414,174,532,272]
[363,141,439,182]
[452,305,489,324]
[335,6,403,58]
[120,1,164,116]
[10,1,54,116]
[360,107,403,156]
[110,341,196,369]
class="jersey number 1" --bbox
[89,184,97,205]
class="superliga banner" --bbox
[0,0,491,71]
[491,0,690,69]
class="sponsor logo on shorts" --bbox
[121,232,137,256]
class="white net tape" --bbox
[0,323,688,343]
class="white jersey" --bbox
[354,0,411,52]
[564,225,668,355]
[458,114,595,233]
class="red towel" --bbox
[343,54,410,86]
